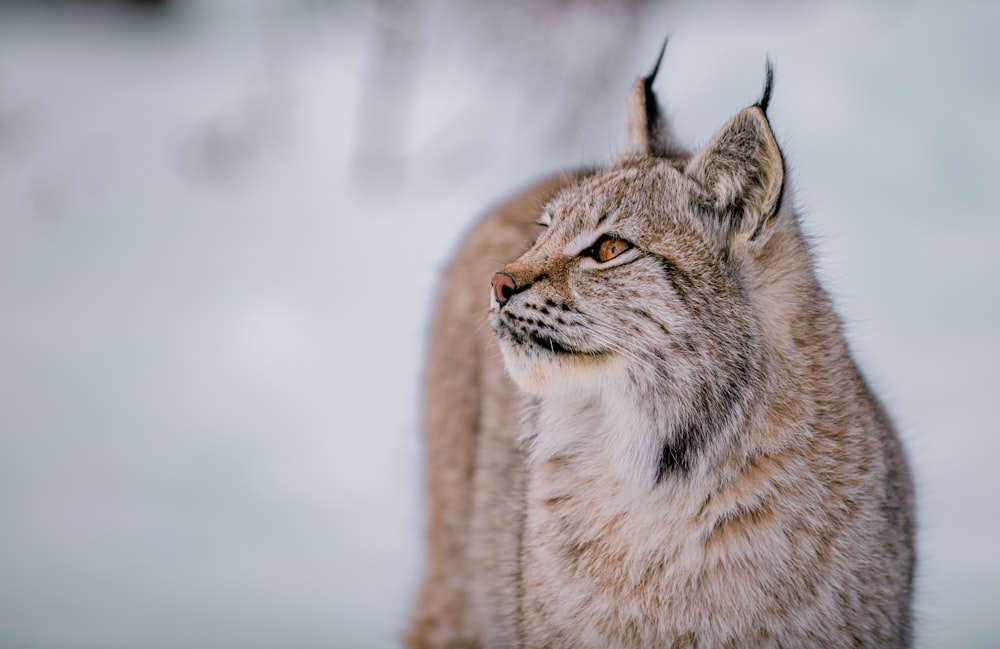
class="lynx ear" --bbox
[620,39,682,159]
[686,65,784,242]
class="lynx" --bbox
[407,45,915,649]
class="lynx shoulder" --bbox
[407,47,915,649]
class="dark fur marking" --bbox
[656,436,693,482]
[657,368,755,483]
[528,331,574,355]
[651,348,669,366]
[755,59,775,115]
[650,254,695,310]
[697,492,714,517]
[643,38,669,152]
[499,315,579,356]
[562,538,597,564]
[631,308,674,342]
[645,37,668,86]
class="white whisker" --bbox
[571,310,673,386]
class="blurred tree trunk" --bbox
[351,0,424,193]
[351,0,653,196]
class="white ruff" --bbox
[509,353,673,491]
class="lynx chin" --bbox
[407,43,915,649]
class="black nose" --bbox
[491,272,516,306]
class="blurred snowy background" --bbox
[0,0,997,647]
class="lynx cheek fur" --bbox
[407,47,915,649]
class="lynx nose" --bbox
[491,272,516,306]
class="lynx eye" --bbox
[586,235,632,263]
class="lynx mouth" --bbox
[493,314,615,395]
[496,320,579,355]
[527,332,575,355]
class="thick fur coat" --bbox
[407,49,915,649]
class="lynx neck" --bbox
[527,379,689,495]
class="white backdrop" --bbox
[0,1,997,647]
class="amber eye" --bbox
[589,235,631,263]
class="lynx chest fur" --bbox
[408,50,915,649]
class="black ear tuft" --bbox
[755,59,775,115]
[642,36,669,144]
[643,36,669,92]
[620,37,685,160]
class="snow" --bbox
[0,1,997,647]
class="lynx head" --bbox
[490,50,794,479]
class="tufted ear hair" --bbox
[619,38,685,159]
[685,62,784,243]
